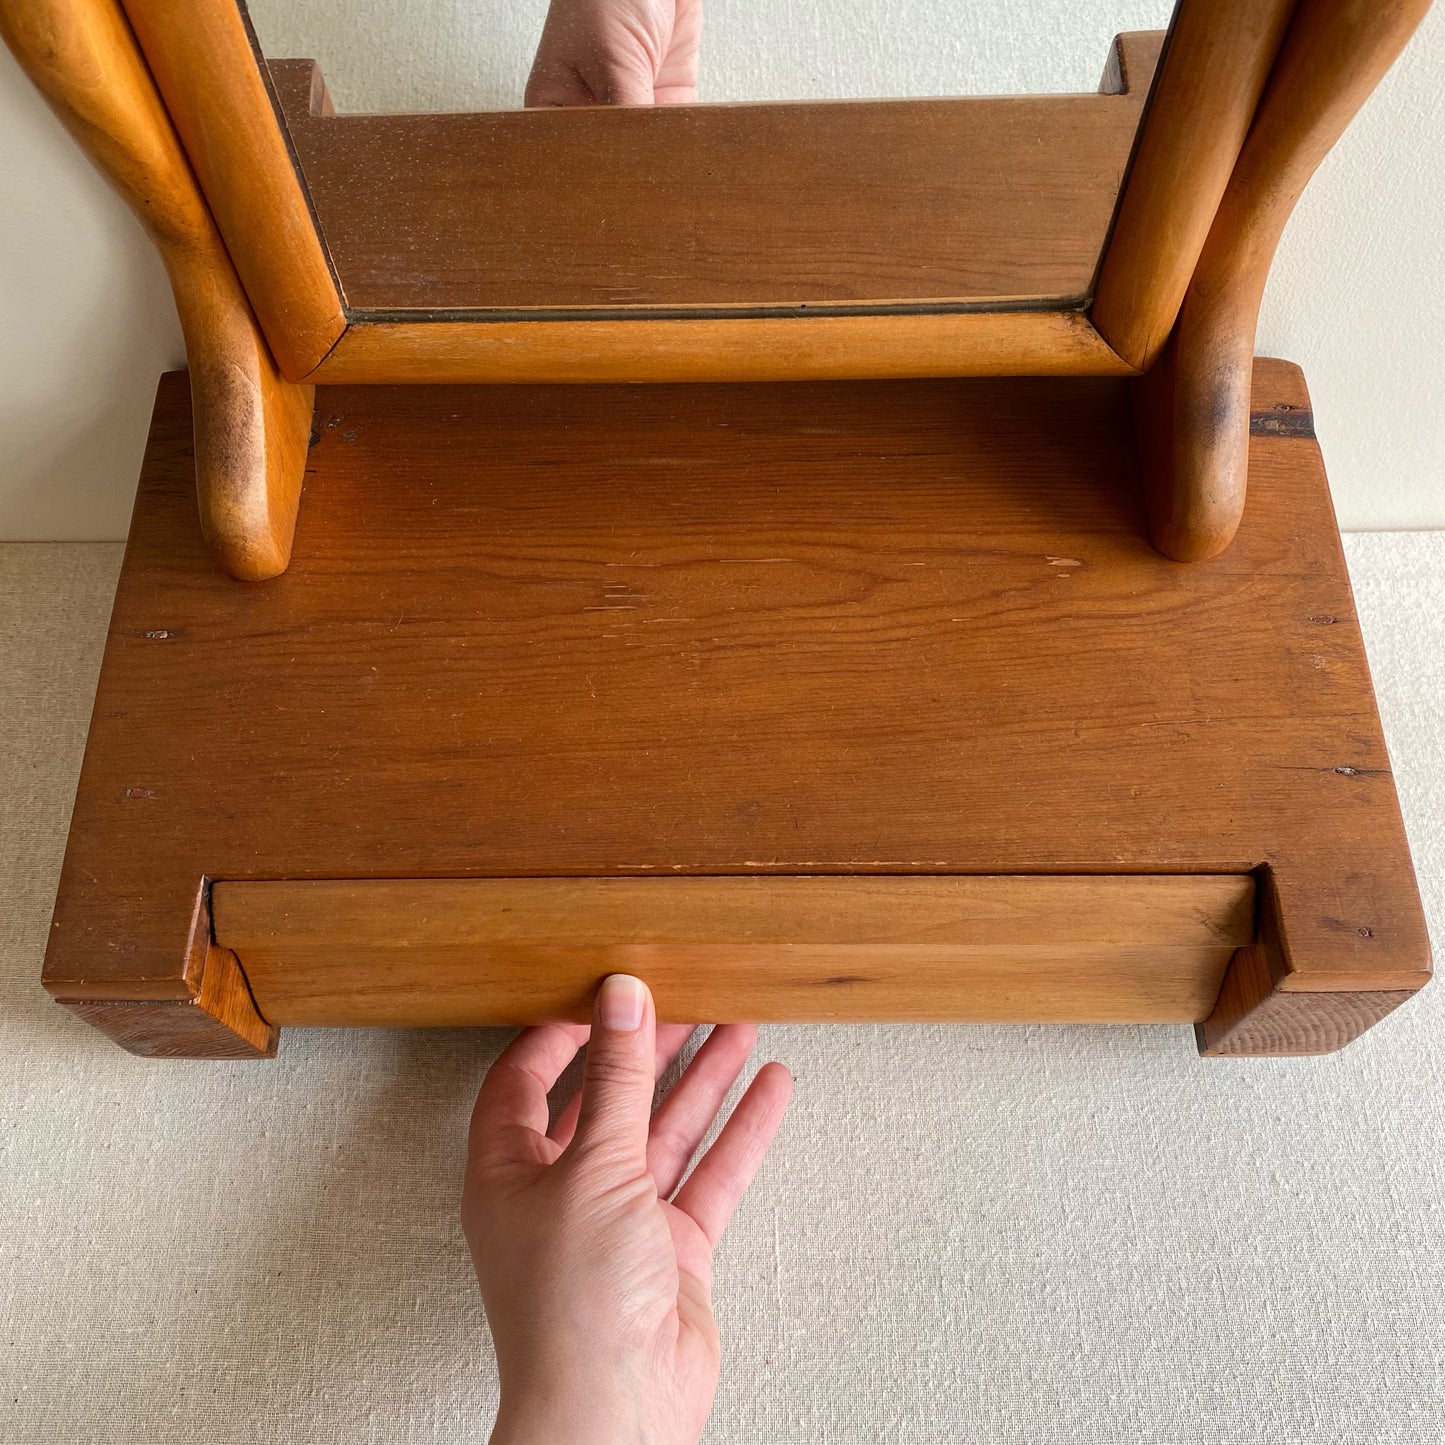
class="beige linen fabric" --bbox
[1,536,1442,1444]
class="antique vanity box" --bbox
[4,0,1431,1058]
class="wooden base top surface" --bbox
[47,362,1429,1009]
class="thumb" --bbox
[579,51,656,106]
[591,71,654,105]
[571,974,656,1165]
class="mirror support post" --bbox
[119,0,346,380]
[0,0,316,580]
[1133,0,1434,562]
[1092,0,1299,373]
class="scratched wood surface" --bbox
[43,362,1429,1052]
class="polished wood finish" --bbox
[44,362,1429,1054]
[1092,0,1298,372]
[213,875,1255,1027]
[270,43,1147,382]
[0,0,312,582]
[61,943,278,1059]
[269,51,1152,315]
[310,310,1136,386]
[56,875,275,1058]
[119,0,344,379]
[1140,0,1433,562]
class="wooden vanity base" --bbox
[45,361,1430,1057]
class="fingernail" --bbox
[597,974,645,1032]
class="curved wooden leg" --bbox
[1140,0,1433,562]
[0,0,312,580]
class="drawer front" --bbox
[212,875,1255,1027]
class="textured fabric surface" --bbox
[1,536,1442,1444]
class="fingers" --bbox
[549,1021,697,1149]
[527,56,655,107]
[672,1061,793,1249]
[655,0,701,104]
[524,12,658,108]
[467,1022,589,1168]
[569,975,657,1166]
[647,1023,759,1199]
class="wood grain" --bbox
[50,873,278,1056]
[1200,974,1414,1056]
[1199,854,1426,1054]
[1140,0,1434,562]
[213,875,1254,1026]
[308,310,1137,385]
[1200,944,1415,1057]
[0,0,313,581]
[1091,0,1298,371]
[268,51,1154,315]
[119,0,344,378]
[56,871,275,1059]
[41,359,1428,1057]
[60,943,278,1059]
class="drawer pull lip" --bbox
[210,874,1257,1031]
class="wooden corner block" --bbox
[47,872,277,1060]
[1198,866,1431,1057]
[1197,943,1415,1057]
[57,941,278,1060]
[1098,31,1168,99]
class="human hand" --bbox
[524,0,702,106]
[463,975,792,1445]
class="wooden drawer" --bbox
[212,875,1256,1027]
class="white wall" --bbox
[2,0,1442,539]
[0,43,183,541]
